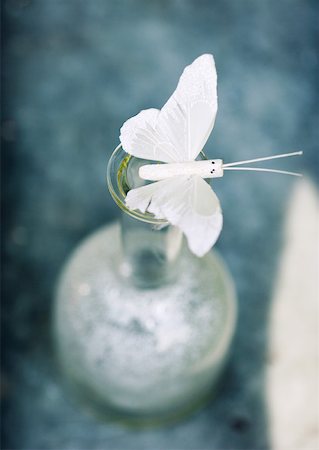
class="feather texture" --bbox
[120,54,217,163]
[121,54,221,256]
[126,175,222,257]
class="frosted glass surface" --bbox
[54,223,236,420]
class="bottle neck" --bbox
[119,213,183,289]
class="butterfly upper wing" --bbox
[126,175,222,257]
[120,54,218,163]
[160,53,218,161]
[119,108,180,163]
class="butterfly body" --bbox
[139,159,224,181]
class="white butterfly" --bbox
[120,54,220,257]
[119,54,302,257]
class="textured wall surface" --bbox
[2,0,318,449]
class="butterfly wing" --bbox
[120,54,218,163]
[126,175,222,257]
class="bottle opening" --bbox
[107,144,168,225]
[107,144,208,225]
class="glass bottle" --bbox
[53,145,237,425]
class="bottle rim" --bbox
[107,143,207,225]
[107,144,167,224]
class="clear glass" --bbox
[53,145,237,426]
[120,213,183,288]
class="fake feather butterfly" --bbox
[119,54,302,257]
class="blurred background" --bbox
[1,0,318,449]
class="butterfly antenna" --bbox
[222,151,303,176]
[223,151,303,168]
[223,167,302,177]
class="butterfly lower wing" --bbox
[120,54,218,163]
[125,179,166,218]
[126,175,222,257]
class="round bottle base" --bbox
[54,222,237,425]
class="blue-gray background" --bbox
[2,0,318,449]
